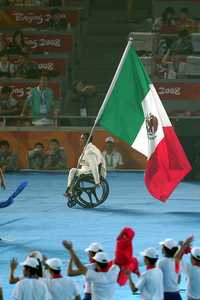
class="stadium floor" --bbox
[0,171,200,299]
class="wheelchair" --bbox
[66,174,109,208]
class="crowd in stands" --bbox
[0,2,199,124]
[0,234,200,300]
[0,136,125,171]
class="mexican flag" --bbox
[99,41,191,202]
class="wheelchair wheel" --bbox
[73,174,109,208]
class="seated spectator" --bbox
[152,7,177,33]
[28,143,46,170]
[11,257,49,300]
[15,54,40,79]
[21,75,56,126]
[49,8,68,31]
[6,30,29,55]
[0,52,15,78]
[171,29,193,55]
[177,8,196,33]
[44,258,80,300]
[103,137,124,170]
[0,86,20,116]
[0,140,18,171]
[44,138,67,170]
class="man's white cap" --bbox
[140,247,159,259]
[191,247,200,260]
[46,258,62,270]
[85,242,103,253]
[29,251,43,262]
[105,136,114,143]
[93,252,109,263]
[159,238,178,249]
[20,257,39,269]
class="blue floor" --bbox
[0,172,200,299]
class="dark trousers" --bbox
[164,292,182,300]
[83,293,91,300]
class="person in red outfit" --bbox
[114,227,140,285]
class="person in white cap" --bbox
[43,258,80,300]
[174,236,200,300]
[129,247,163,300]
[158,238,183,300]
[63,240,120,300]
[9,251,44,284]
[0,275,3,300]
[65,133,106,196]
[67,242,103,300]
[102,137,123,170]
[11,257,49,300]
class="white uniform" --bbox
[158,257,179,292]
[68,143,106,186]
[43,277,80,300]
[85,264,120,300]
[136,268,164,300]
[12,278,50,300]
[102,150,123,170]
[182,261,200,300]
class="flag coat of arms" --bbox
[99,40,191,201]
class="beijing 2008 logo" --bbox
[145,113,158,140]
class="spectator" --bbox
[0,275,3,300]
[44,138,67,170]
[153,7,177,33]
[177,8,196,33]
[63,240,120,300]
[15,54,40,79]
[0,52,15,78]
[128,247,163,300]
[44,258,80,300]
[103,137,124,170]
[28,142,46,170]
[0,140,18,171]
[171,29,193,55]
[68,242,103,300]
[49,8,68,30]
[6,31,29,55]
[11,257,49,300]
[158,239,181,300]
[0,86,20,116]
[21,75,56,126]
[71,80,96,118]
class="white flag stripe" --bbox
[132,84,171,158]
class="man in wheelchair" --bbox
[65,133,106,198]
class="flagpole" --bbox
[67,37,133,192]
[81,36,134,148]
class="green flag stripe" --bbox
[99,45,151,145]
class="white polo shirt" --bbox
[43,277,80,300]
[158,257,179,292]
[85,264,120,300]
[183,262,200,299]
[103,150,123,170]
[12,278,49,300]
[84,263,96,294]
[136,268,164,300]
